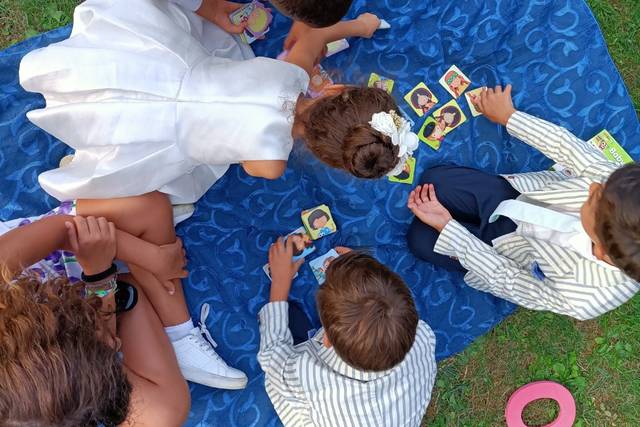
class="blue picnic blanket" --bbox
[1,0,638,425]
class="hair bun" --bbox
[342,125,399,178]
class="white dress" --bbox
[20,0,310,204]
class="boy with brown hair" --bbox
[407,85,640,320]
[258,239,436,427]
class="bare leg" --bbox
[118,274,190,427]
[77,192,189,326]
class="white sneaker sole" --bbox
[179,366,248,390]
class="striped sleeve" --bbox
[169,0,203,11]
[506,111,612,175]
[434,220,583,318]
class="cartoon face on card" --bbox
[245,3,272,37]
[439,65,471,98]
[263,264,297,281]
[307,65,334,98]
[418,100,467,150]
[286,227,316,261]
[404,83,438,117]
[367,73,395,94]
[309,249,339,285]
[465,87,485,117]
[301,204,337,240]
[388,156,416,184]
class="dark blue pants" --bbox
[407,165,520,271]
[288,301,313,345]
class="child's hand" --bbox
[471,84,516,126]
[407,184,453,232]
[65,216,117,275]
[268,237,304,302]
[197,0,247,34]
[153,238,189,282]
[356,13,381,38]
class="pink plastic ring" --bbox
[505,381,576,427]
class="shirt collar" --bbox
[311,329,392,382]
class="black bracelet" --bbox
[81,263,117,283]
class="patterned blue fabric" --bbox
[0,0,638,425]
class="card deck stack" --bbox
[301,204,337,240]
[229,1,272,44]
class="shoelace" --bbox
[193,303,223,362]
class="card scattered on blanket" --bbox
[309,249,339,285]
[301,204,337,240]
[418,99,467,150]
[326,39,349,57]
[286,227,316,261]
[388,156,416,184]
[464,87,485,117]
[588,129,634,165]
[439,65,471,98]
[230,1,272,44]
[404,82,438,117]
[368,72,395,94]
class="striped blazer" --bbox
[258,302,437,427]
[434,111,639,320]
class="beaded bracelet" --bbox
[85,276,118,298]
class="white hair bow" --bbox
[369,110,419,177]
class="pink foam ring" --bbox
[505,381,576,427]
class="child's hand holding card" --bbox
[286,227,316,261]
[229,1,272,44]
[465,87,486,117]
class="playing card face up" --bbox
[309,249,339,285]
[404,82,438,117]
[301,204,337,240]
[368,72,395,94]
[418,99,467,150]
[439,65,471,98]
[465,87,485,117]
[230,1,272,44]
[388,156,416,184]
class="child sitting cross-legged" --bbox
[258,239,437,427]
[407,84,640,320]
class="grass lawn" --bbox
[1,0,639,426]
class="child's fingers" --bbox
[419,184,430,203]
[108,221,116,244]
[73,216,90,240]
[495,85,503,94]
[429,184,440,203]
[505,84,513,96]
[86,216,99,236]
[65,221,80,253]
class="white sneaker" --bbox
[172,304,248,390]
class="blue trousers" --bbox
[288,301,313,345]
[407,165,520,271]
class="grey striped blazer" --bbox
[434,111,639,320]
[258,302,437,427]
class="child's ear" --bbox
[593,242,614,265]
[322,333,332,348]
[322,84,347,97]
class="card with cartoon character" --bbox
[309,249,339,285]
[439,65,471,98]
[418,100,467,150]
[388,156,416,184]
[404,82,438,117]
[301,204,337,240]
[368,72,395,94]
[230,1,272,44]
[464,87,485,116]
[286,227,316,261]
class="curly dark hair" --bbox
[302,87,401,179]
[0,271,131,427]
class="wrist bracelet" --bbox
[81,263,117,283]
[85,276,118,299]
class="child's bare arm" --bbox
[284,13,380,75]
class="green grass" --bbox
[1,1,639,426]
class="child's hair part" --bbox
[307,209,329,229]
[316,252,419,371]
[302,87,401,179]
[0,272,131,426]
[595,163,640,281]
[271,0,353,27]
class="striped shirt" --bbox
[258,302,437,427]
[434,111,639,320]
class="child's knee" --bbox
[406,219,438,260]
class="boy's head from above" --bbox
[316,252,419,372]
[271,0,353,28]
[581,163,640,281]
[300,86,402,179]
[0,273,131,426]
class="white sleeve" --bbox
[169,0,203,12]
